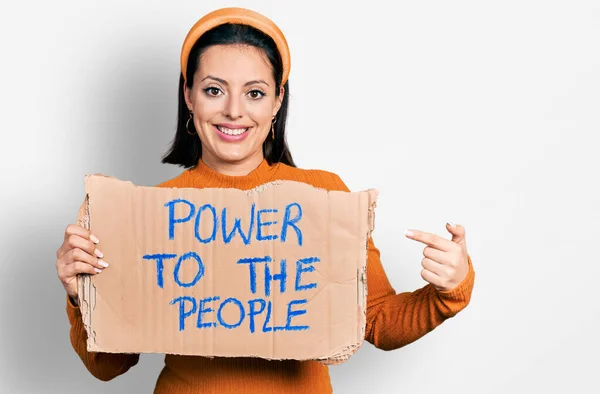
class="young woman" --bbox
[55,7,475,394]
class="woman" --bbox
[55,7,475,394]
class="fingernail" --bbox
[94,268,102,273]
[404,229,414,237]
[98,259,109,268]
[447,222,456,227]
[90,234,100,244]
[94,249,103,258]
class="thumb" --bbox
[446,222,466,245]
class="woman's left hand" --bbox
[403,223,470,292]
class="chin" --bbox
[213,147,251,163]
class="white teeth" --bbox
[217,126,249,136]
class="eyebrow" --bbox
[201,75,270,87]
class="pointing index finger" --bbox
[404,229,453,252]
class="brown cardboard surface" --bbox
[77,175,377,363]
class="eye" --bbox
[247,89,265,99]
[204,87,222,97]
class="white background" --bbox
[0,0,598,392]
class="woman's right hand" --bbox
[56,224,109,300]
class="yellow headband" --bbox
[180,7,291,85]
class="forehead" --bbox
[196,44,274,83]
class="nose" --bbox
[223,93,243,119]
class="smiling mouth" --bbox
[215,125,250,136]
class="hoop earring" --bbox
[186,111,196,135]
[271,116,277,140]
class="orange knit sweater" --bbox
[66,158,475,394]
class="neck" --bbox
[188,151,279,189]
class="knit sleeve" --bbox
[363,239,475,350]
[65,200,140,381]
[323,173,475,350]
[66,296,140,381]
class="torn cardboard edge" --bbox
[77,174,377,365]
[77,193,96,345]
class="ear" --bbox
[273,85,285,117]
[183,83,193,111]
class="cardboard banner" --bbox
[77,175,377,363]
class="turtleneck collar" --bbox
[187,157,281,189]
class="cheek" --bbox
[193,99,221,123]
[247,100,276,125]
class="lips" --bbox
[215,125,250,136]
[213,124,252,142]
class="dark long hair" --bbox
[162,23,296,168]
